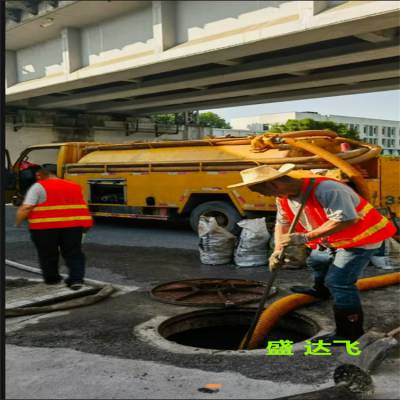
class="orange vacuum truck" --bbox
[6,130,400,234]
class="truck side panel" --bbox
[380,157,400,217]
[65,170,277,216]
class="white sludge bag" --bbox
[370,238,400,270]
[234,218,270,267]
[198,216,236,265]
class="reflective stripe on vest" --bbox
[28,178,93,230]
[33,205,88,211]
[278,177,396,249]
[28,216,93,224]
[332,218,392,248]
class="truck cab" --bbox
[5,149,16,203]
[5,143,93,205]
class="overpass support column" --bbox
[6,50,18,88]
[152,1,176,53]
[61,28,82,74]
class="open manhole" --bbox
[158,308,319,350]
[150,278,277,307]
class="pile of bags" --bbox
[198,216,271,267]
[198,216,400,270]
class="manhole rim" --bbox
[134,308,328,356]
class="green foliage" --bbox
[269,118,360,140]
[198,112,231,129]
[153,114,179,125]
[152,111,231,129]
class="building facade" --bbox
[231,111,400,155]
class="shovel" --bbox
[275,327,400,399]
[239,179,315,350]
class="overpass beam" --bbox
[355,29,397,43]
[5,51,18,88]
[127,78,400,116]
[152,1,176,53]
[89,61,400,113]
[29,39,400,109]
[61,28,82,74]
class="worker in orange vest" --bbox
[228,163,396,343]
[16,167,93,290]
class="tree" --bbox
[269,118,360,140]
[198,112,231,129]
[152,111,231,129]
[152,113,179,125]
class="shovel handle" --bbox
[240,179,315,350]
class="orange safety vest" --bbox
[28,178,93,230]
[278,177,396,249]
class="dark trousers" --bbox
[30,227,85,285]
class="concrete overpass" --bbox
[5,0,400,117]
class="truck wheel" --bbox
[189,201,242,234]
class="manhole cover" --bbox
[150,278,277,307]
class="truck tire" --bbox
[189,201,242,234]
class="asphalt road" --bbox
[5,205,400,399]
[6,204,199,286]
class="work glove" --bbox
[268,251,284,272]
[280,233,308,247]
[279,245,309,270]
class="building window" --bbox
[247,123,264,133]
[363,126,367,134]
[348,123,359,132]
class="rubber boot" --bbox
[290,280,331,299]
[311,306,364,345]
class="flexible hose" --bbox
[283,137,371,200]
[241,272,400,350]
[5,259,136,292]
[276,130,338,140]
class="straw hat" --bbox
[227,163,296,189]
